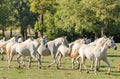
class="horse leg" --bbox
[48,53,56,67]
[16,55,22,68]
[1,49,4,60]
[82,59,89,73]
[79,58,89,73]
[8,54,14,69]
[97,61,100,71]
[76,57,80,69]
[55,50,59,68]
[58,53,62,67]
[72,58,75,69]
[1,53,4,60]
[20,56,25,67]
[91,60,95,70]
[103,58,110,75]
[56,53,62,69]
[28,57,32,69]
[79,58,83,72]
[94,58,99,75]
[37,54,41,69]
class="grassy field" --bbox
[0,44,120,79]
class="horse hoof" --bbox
[48,65,51,67]
[108,73,110,75]
[79,70,82,73]
[77,67,80,69]
[56,67,60,69]
[94,73,97,75]
[39,67,41,69]
[86,71,89,73]
[8,67,10,69]
[97,68,100,71]
[28,67,31,69]
[1,58,4,61]
[23,65,26,67]
[105,72,110,75]
[18,66,20,68]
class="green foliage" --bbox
[0,0,9,29]
[0,0,120,40]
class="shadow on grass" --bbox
[108,54,120,57]
[111,70,120,76]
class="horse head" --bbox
[61,36,69,47]
[40,36,48,48]
[108,36,117,50]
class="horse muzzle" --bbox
[45,44,48,48]
[114,46,117,50]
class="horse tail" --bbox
[67,43,74,57]
[70,50,79,59]
[7,46,12,60]
[67,47,72,57]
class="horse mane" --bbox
[99,38,109,47]
[67,43,73,56]
[67,45,79,59]
[7,46,12,60]
[74,38,84,43]
[67,47,72,57]
[70,48,79,59]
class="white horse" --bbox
[78,37,117,75]
[67,38,86,69]
[37,36,68,67]
[0,37,18,60]
[6,37,19,60]
[68,36,107,69]
[8,37,47,69]
[55,40,69,69]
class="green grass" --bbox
[0,44,120,79]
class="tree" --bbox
[0,0,9,37]
[29,0,57,38]
[8,0,38,39]
[76,0,120,37]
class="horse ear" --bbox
[111,36,114,39]
[108,36,111,39]
[63,36,67,39]
[103,35,107,38]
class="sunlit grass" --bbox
[0,44,120,79]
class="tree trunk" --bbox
[35,31,38,38]
[101,24,108,37]
[24,27,27,40]
[10,28,12,37]
[101,27,104,37]
[40,30,44,38]
[40,11,44,38]
[94,32,98,40]
[28,27,31,35]
[2,28,5,37]
[21,27,25,40]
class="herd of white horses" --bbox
[0,35,117,75]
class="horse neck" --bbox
[91,37,105,46]
[33,39,41,48]
[24,38,32,43]
[98,39,109,52]
[54,38,63,47]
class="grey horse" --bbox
[37,36,68,67]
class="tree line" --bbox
[0,0,120,42]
